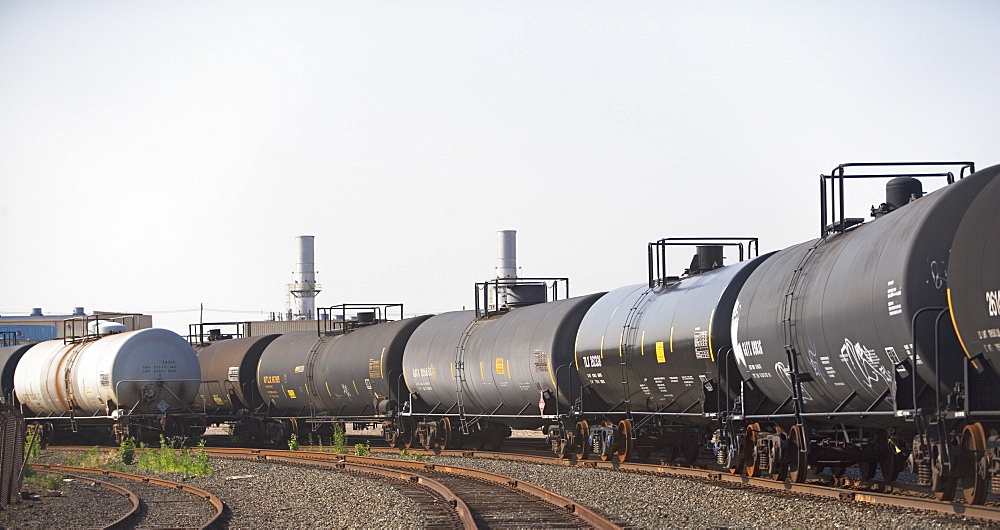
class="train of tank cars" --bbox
[2,161,999,504]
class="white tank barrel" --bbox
[496,230,517,279]
[13,328,201,416]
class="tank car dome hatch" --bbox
[685,245,725,275]
[13,328,201,416]
[873,177,924,218]
[886,176,923,209]
[88,320,127,335]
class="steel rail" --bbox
[203,447,620,529]
[29,463,224,530]
[378,447,1000,522]
[260,454,476,529]
[30,467,140,530]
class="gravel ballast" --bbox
[9,447,999,528]
[418,453,993,529]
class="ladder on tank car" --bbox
[619,288,656,424]
[781,239,824,426]
[455,319,485,435]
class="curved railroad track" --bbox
[206,447,620,528]
[374,444,1000,523]
[30,463,224,529]
[53,440,994,526]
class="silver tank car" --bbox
[256,316,433,417]
[14,328,201,416]
[402,293,605,429]
[730,164,1000,425]
[575,255,771,420]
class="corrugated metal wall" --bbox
[246,320,321,336]
[0,325,57,342]
[0,409,25,509]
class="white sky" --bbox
[2,1,998,335]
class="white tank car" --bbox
[14,328,201,416]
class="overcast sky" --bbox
[2,1,998,335]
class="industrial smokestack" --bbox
[496,230,517,279]
[289,235,321,319]
[488,230,546,312]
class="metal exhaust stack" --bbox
[289,235,321,320]
[497,230,517,279]
[489,230,547,311]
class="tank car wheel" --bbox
[439,417,452,450]
[680,437,700,464]
[616,420,633,463]
[931,442,959,501]
[725,435,742,474]
[878,441,902,483]
[744,423,762,477]
[664,445,677,464]
[555,439,569,459]
[788,424,809,484]
[575,421,591,460]
[859,461,877,481]
[960,422,989,505]
[487,430,505,451]
[403,419,418,449]
[599,421,615,462]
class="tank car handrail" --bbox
[647,238,758,288]
[905,307,949,421]
[552,362,575,417]
[820,161,975,237]
[475,277,570,318]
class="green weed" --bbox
[118,436,136,465]
[135,435,213,478]
[397,449,429,462]
[332,424,346,454]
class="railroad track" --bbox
[375,445,1000,523]
[55,441,995,525]
[30,463,224,529]
[205,447,620,528]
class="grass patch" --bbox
[135,435,213,478]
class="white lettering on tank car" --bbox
[887,280,903,316]
[581,354,602,368]
[740,340,764,357]
[987,290,1000,317]
[694,330,710,359]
